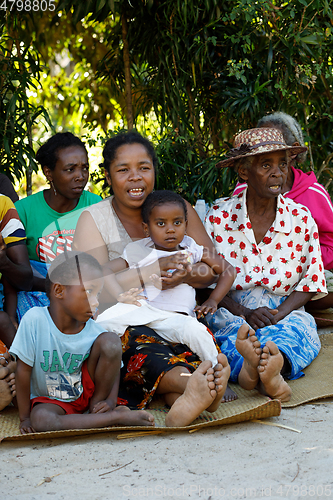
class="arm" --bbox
[159,201,218,290]
[274,291,315,322]
[15,358,35,434]
[0,235,33,291]
[73,210,110,265]
[195,249,236,317]
[2,278,18,330]
[220,290,314,331]
[109,252,192,292]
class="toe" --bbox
[265,341,280,355]
[197,360,213,374]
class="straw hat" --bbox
[216,127,307,169]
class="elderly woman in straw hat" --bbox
[203,127,327,402]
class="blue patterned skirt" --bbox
[206,288,321,382]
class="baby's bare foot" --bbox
[221,385,238,403]
[165,360,215,427]
[207,353,231,412]
[258,341,292,402]
[235,324,262,390]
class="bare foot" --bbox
[0,379,13,410]
[113,406,155,426]
[258,341,292,402]
[235,324,262,390]
[207,353,231,412]
[0,355,16,410]
[165,360,216,427]
[221,385,238,403]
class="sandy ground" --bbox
[1,329,333,500]
[2,402,332,499]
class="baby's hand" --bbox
[91,401,111,414]
[20,417,35,434]
[194,298,218,319]
[118,288,146,306]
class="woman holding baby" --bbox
[73,132,230,427]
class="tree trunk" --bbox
[121,12,133,130]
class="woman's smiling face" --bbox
[106,143,155,210]
[239,151,289,199]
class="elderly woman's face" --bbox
[240,151,288,199]
[106,143,155,209]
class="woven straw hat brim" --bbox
[216,144,307,169]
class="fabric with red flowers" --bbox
[205,189,327,299]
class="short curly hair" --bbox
[45,251,102,299]
[36,132,88,171]
[101,131,158,173]
[141,190,187,224]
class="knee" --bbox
[94,332,122,362]
[30,406,61,432]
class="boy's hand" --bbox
[91,400,111,414]
[194,298,218,318]
[20,417,35,434]
[118,288,145,306]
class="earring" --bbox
[50,180,57,196]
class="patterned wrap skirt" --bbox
[206,288,321,383]
[117,326,204,410]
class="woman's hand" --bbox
[158,252,192,274]
[244,307,278,331]
[194,298,218,318]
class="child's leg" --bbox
[85,331,123,412]
[164,353,230,427]
[151,314,219,367]
[97,301,152,335]
[30,401,154,432]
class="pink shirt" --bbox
[233,166,333,270]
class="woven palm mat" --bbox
[1,333,331,442]
[0,387,280,443]
[282,332,333,408]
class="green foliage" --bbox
[0,32,51,182]
[154,129,237,204]
[3,0,333,200]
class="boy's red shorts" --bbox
[31,361,95,415]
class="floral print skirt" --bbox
[117,325,202,410]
